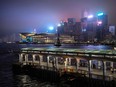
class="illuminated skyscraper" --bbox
[68,18,76,25]
[82,9,88,18]
[96,13,108,41]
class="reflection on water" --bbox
[14,75,57,87]
[83,45,112,50]
[20,44,113,50]
[0,53,58,87]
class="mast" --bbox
[54,27,61,47]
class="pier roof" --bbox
[21,47,116,61]
[21,47,116,55]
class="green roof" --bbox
[21,47,116,55]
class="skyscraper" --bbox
[82,9,88,18]
[96,14,108,41]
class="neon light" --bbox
[97,13,104,16]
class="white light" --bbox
[57,23,61,27]
[97,21,102,25]
[82,29,86,32]
[88,15,94,18]
[49,26,54,30]
[114,47,116,50]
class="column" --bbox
[111,62,114,68]
[32,54,36,64]
[76,58,80,71]
[102,61,106,80]
[25,54,28,64]
[65,58,68,70]
[69,58,71,66]
[19,54,23,63]
[55,57,58,69]
[39,55,43,66]
[91,60,93,68]
[47,56,49,68]
[98,61,102,69]
[88,60,92,78]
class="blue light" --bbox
[49,26,54,30]
[82,29,86,32]
[97,12,104,16]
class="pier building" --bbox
[18,47,116,81]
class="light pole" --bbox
[54,24,61,47]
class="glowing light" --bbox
[82,29,86,32]
[57,23,61,27]
[33,28,36,33]
[97,21,102,25]
[114,47,116,50]
[97,12,104,16]
[98,21,102,24]
[88,15,94,18]
[49,26,54,30]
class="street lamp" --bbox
[54,23,61,47]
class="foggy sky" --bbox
[0,0,116,35]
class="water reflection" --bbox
[83,45,113,50]
[20,44,113,50]
[14,75,57,87]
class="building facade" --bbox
[20,33,75,43]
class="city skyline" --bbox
[0,0,116,37]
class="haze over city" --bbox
[0,0,116,37]
[0,1,116,87]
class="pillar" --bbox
[88,60,92,78]
[102,61,106,80]
[39,55,43,66]
[69,58,71,66]
[55,57,58,69]
[91,60,93,68]
[98,61,102,69]
[47,56,49,68]
[111,62,114,68]
[65,58,68,70]
[19,54,23,63]
[32,54,36,64]
[76,58,80,71]
[25,54,28,64]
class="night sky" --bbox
[0,0,116,36]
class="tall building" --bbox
[68,18,76,25]
[57,13,108,42]
[97,14,108,27]
[96,14,108,41]
[19,33,75,43]
[82,9,88,18]
[57,18,82,40]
